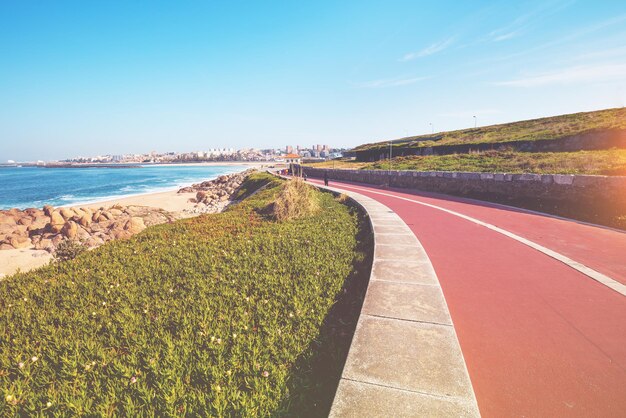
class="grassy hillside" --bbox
[306,149,626,176]
[0,173,370,416]
[354,107,626,151]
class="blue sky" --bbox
[1,0,625,161]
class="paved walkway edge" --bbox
[311,181,481,417]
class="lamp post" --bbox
[473,115,477,128]
[388,140,392,173]
[429,122,433,134]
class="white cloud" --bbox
[491,31,520,42]
[354,76,430,88]
[400,38,454,61]
[486,1,573,43]
[494,63,626,87]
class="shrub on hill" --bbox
[271,178,320,221]
[0,172,366,416]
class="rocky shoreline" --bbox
[0,169,254,254]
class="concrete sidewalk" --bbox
[317,184,480,417]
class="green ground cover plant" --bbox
[306,149,626,175]
[354,107,626,151]
[0,173,369,416]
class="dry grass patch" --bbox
[271,178,320,221]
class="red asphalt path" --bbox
[310,178,626,417]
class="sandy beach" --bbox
[0,247,53,278]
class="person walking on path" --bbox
[324,171,329,186]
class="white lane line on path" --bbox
[330,182,626,298]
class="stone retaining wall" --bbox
[300,166,626,229]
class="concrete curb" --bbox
[312,181,480,417]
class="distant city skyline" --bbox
[1,0,625,161]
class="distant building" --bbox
[286,145,293,154]
[284,153,301,164]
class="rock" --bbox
[0,214,17,226]
[124,217,146,234]
[27,216,50,231]
[84,236,104,247]
[92,210,102,222]
[50,211,65,233]
[72,208,85,219]
[25,208,44,217]
[62,220,78,239]
[219,194,229,202]
[43,205,55,217]
[9,235,31,249]
[77,214,92,227]
[101,211,114,221]
[110,228,132,240]
[196,191,208,203]
[34,238,53,251]
[51,235,64,246]
[0,243,14,250]
[76,225,91,241]
[59,208,76,220]
[109,208,123,217]
[0,224,15,235]
[17,216,33,226]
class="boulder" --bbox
[0,243,14,250]
[0,224,15,235]
[92,210,102,222]
[50,211,66,233]
[84,236,104,248]
[34,238,53,251]
[43,205,55,217]
[24,208,43,217]
[72,208,85,219]
[0,214,17,226]
[76,225,91,241]
[51,235,64,246]
[62,220,78,239]
[124,217,146,234]
[109,208,123,217]
[59,208,76,220]
[17,216,33,227]
[15,225,28,235]
[27,216,50,231]
[110,228,132,240]
[77,214,92,227]
[9,235,31,249]
[196,191,208,203]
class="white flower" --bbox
[31,356,38,362]
[18,362,24,369]
[46,401,52,407]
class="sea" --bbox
[0,164,247,210]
